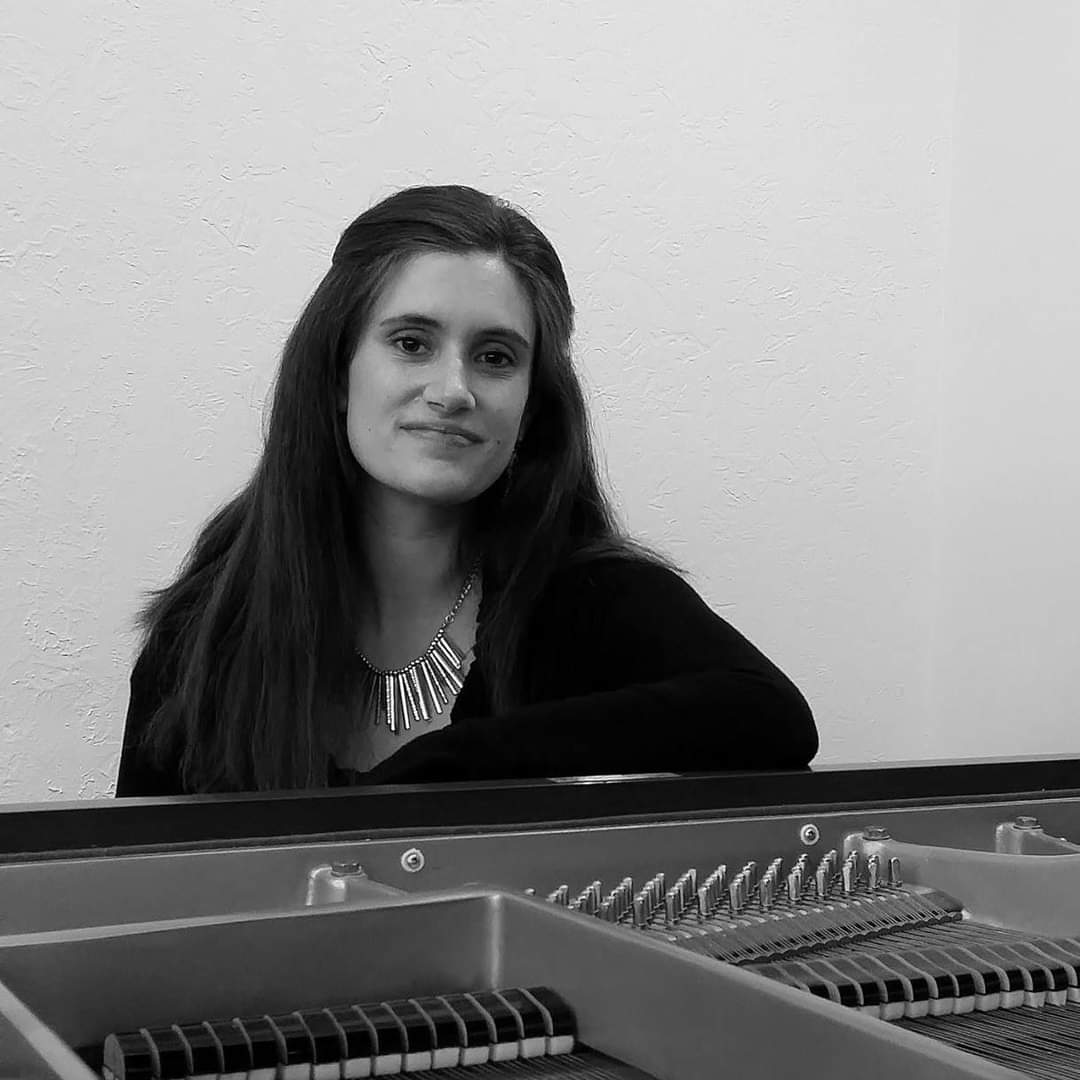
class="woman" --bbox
[117,184,817,796]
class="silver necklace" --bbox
[356,561,480,735]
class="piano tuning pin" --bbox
[632,896,647,928]
[816,866,828,900]
[687,867,698,895]
[841,861,853,896]
[744,861,757,888]
[697,886,710,918]
[680,874,694,906]
[758,878,771,911]
[664,891,678,926]
[889,857,903,887]
[787,871,800,903]
[867,854,880,891]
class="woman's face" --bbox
[344,251,534,508]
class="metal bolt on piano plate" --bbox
[1013,815,1041,830]
[329,861,362,876]
[862,825,891,841]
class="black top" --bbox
[116,557,817,795]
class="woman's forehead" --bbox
[372,251,534,345]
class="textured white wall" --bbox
[932,1,1080,759]
[1,1,1076,802]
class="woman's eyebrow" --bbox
[379,314,531,352]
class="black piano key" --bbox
[387,999,435,1052]
[439,994,492,1047]
[521,987,577,1052]
[174,1022,220,1077]
[102,1031,155,1080]
[203,1019,252,1076]
[468,992,520,1042]
[356,1001,406,1060]
[908,975,931,1003]
[268,1012,315,1078]
[467,991,520,1061]
[411,998,459,1050]
[297,1009,347,1077]
[411,996,463,1067]
[325,1006,376,1070]
[235,1016,283,1073]
[142,1026,189,1078]
[494,989,547,1040]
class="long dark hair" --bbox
[133,184,668,792]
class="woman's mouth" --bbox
[401,424,482,447]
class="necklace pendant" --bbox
[356,561,479,736]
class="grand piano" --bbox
[3,757,1080,1080]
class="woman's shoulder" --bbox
[544,547,696,611]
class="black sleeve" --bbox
[115,640,186,797]
[363,559,817,784]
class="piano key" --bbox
[519,987,576,1054]
[102,1031,155,1080]
[174,1022,222,1080]
[493,988,548,1058]
[467,991,520,1062]
[385,999,435,1071]
[141,1025,189,1079]
[355,1001,406,1074]
[203,1019,251,1080]
[325,1006,376,1079]
[267,1013,314,1080]
[410,997,464,1069]
[234,1016,281,1080]
[437,993,493,1066]
[297,1009,348,1080]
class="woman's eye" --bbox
[393,335,427,355]
[480,350,514,369]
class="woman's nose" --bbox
[423,353,476,412]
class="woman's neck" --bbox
[359,488,476,630]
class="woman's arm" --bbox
[364,559,817,784]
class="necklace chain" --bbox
[356,558,480,675]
